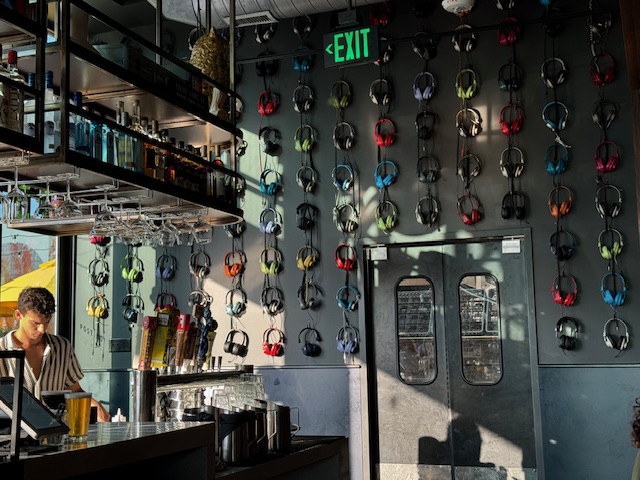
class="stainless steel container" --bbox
[220,407,251,464]
[131,369,157,422]
[266,402,293,454]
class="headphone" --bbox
[452,24,477,53]
[499,104,524,136]
[260,246,283,275]
[413,72,437,101]
[336,324,359,354]
[601,272,628,307]
[455,69,478,100]
[296,245,319,271]
[497,17,520,46]
[543,6,564,37]
[548,186,573,219]
[329,80,351,110]
[258,90,279,116]
[296,202,318,230]
[370,0,392,26]
[262,327,285,357]
[156,291,178,311]
[375,200,398,233]
[334,243,357,272]
[501,191,526,220]
[544,144,570,176]
[333,122,356,150]
[603,318,629,351]
[333,203,359,233]
[89,235,110,247]
[412,32,438,61]
[556,316,579,351]
[293,84,315,113]
[369,78,392,106]
[255,51,278,77]
[550,229,576,262]
[500,146,525,178]
[292,44,313,72]
[417,155,440,184]
[498,62,522,91]
[298,282,321,310]
[415,195,440,227]
[296,165,317,193]
[374,118,397,147]
[122,294,144,324]
[375,37,393,66]
[457,194,482,226]
[259,207,282,235]
[259,168,282,195]
[598,228,624,260]
[189,250,211,278]
[457,154,482,185]
[589,11,612,36]
[551,274,578,307]
[86,294,109,319]
[224,220,246,239]
[294,124,316,153]
[332,164,355,191]
[496,0,515,10]
[292,15,312,39]
[591,98,616,130]
[255,23,276,44]
[298,327,321,357]
[260,285,284,316]
[88,257,110,288]
[155,253,177,281]
[540,57,567,89]
[223,329,249,357]
[259,126,280,156]
[595,184,622,219]
[336,284,361,312]
[456,108,482,137]
[374,160,399,190]
[542,101,569,133]
[411,0,434,18]
[589,52,616,87]
[415,111,436,140]
[223,250,245,278]
[225,288,247,318]
[121,254,144,283]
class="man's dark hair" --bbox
[17,287,56,318]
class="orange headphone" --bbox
[224,250,245,277]
[548,186,573,219]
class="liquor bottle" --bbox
[119,111,135,170]
[103,120,115,164]
[72,91,89,155]
[43,70,61,153]
[130,100,143,172]
[22,71,35,137]
[90,113,102,160]
[113,100,124,166]
[0,45,9,129]
[143,118,156,179]
[5,50,25,133]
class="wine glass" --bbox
[157,216,179,247]
[5,166,28,221]
[55,174,83,218]
[174,214,195,246]
[192,216,212,245]
[34,175,58,219]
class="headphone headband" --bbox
[556,316,579,335]
[298,326,320,343]
[600,271,627,292]
[541,101,569,132]
[552,274,578,294]
[603,317,629,337]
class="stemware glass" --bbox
[157,216,179,247]
[5,166,28,221]
[192,216,212,245]
[174,214,195,246]
[55,174,83,218]
[34,175,58,219]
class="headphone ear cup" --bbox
[603,288,615,305]
[554,288,563,305]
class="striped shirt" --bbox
[0,331,84,399]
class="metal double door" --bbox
[365,237,539,480]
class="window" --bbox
[459,274,502,385]
[396,277,436,384]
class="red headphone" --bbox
[370,0,392,26]
[551,274,578,306]
[588,52,616,87]
[594,140,620,173]
[497,17,520,46]
[499,103,524,136]
[262,327,285,357]
[374,118,396,147]
[258,90,279,116]
[457,194,482,225]
[334,243,357,271]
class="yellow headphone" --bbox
[86,294,109,319]
[296,245,319,271]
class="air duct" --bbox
[149,0,384,29]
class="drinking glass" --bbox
[55,174,83,218]
[34,176,57,219]
[193,216,212,245]
[5,166,28,221]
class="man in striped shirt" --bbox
[0,287,109,422]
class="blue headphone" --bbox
[412,71,436,101]
[542,101,569,133]
[259,168,282,195]
[336,284,361,312]
[374,160,398,190]
[292,44,313,72]
[332,163,354,191]
[601,272,627,307]
[544,144,569,175]
[336,325,360,354]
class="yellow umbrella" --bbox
[0,259,56,316]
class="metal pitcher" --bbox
[266,402,299,454]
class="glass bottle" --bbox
[0,45,9,129]
[72,91,89,155]
[130,100,143,172]
[113,100,124,167]
[5,50,25,133]
[43,70,60,153]
[22,71,35,137]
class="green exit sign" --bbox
[324,25,379,68]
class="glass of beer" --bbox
[64,392,92,443]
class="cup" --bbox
[64,392,92,443]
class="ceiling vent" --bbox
[222,10,278,27]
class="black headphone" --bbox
[550,229,576,262]
[417,155,440,184]
[591,98,616,130]
[333,122,356,150]
[412,32,438,61]
[501,191,526,220]
[375,37,393,66]
[255,51,279,77]
[298,327,321,357]
[122,294,144,324]
[411,0,434,18]
[589,11,612,37]
[298,281,321,310]
[333,203,359,233]
[500,146,525,178]
[595,184,622,219]
[261,286,285,316]
[457,153,482,185]
[452,24,477,53]
[296,165,317,193]
[543,6,565,37]
[456,108,482,137]
[603,318,629,352]
[88,257,110,288]
[255,23,276,44]
[415,111,436,140]
[293,84,315,114]
[540,57,567,89]
[292,15,312,39]
[556,316,579,351]
[369,0,393,27]
[296,202,318,230]
[223,329,249,357]
[415,195,439,227]
[224,220,246,239]
[498,62,522,91]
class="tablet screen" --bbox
[0,383,69,439]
